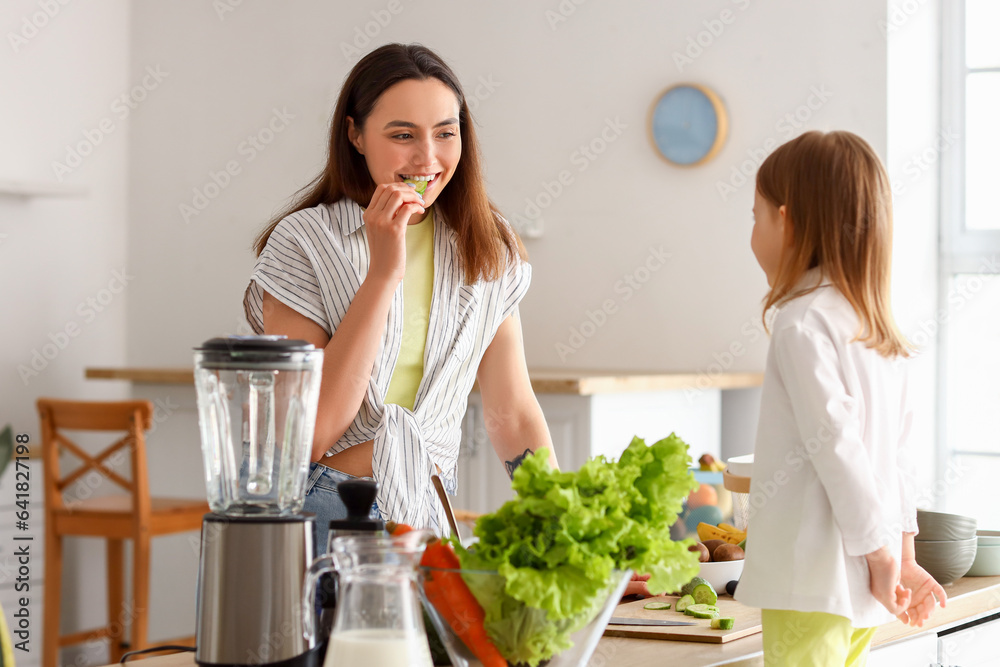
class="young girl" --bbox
[735,131,946,665]
[243,44,557,548]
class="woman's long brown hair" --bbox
[756,131,911,358]
[253,43,524,283]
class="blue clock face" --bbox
[651,86,721,165]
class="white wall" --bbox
[886,0,941,502]
[0,0,132,660]
[125,0,889,376]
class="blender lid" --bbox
[196,335,315,353]
[194,335,320,367]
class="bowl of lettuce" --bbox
[421,434,700,666]
[421,566,630,667]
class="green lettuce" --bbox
[453,434,700,666]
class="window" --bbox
[940,0,1000,528]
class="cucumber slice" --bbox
[403,178,428,195]
[711,617,736,630]
[643,601,671,610]
[680,576,711,597]
[684,603,720,619]
[692,582,718,606]
[675,594,695,612]
[684,604,716,617]
[684,603,709,616]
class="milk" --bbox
[324,628,433,666]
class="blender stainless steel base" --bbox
[195,513,319,667]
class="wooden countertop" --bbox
[85,367,763,395]
[102,576,999,667]
[599,575,1000,666]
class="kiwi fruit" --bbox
[702,539,727,560]
[689,542,711,562]
[714,543,746,561]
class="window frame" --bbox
[940,1,1000,263]
[937,0,1000,498]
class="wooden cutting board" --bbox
[604,595,762,643]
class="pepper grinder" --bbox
[317,479,384,643]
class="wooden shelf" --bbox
[86,367,194,384]
[526,369,764,395]
[0,180,88,198]
[86,366,763,395]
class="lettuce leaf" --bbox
[453,434,700,665]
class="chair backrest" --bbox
[37,399,154,519]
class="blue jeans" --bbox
[302,462,380,556]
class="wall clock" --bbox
[650,84,728,166]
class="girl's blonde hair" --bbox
[756,130,911,358]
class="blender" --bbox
[193,336,323,667]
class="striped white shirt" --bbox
[243,198,530,533]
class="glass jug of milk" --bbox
[304,531,434,667]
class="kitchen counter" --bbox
[84,366,763,394]
[101,576,1000,667]
[598,574,1000,666]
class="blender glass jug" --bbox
[194,336,322,515]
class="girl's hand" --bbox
[363,182,426,285]
[896,559,947,627]
[865,546,912,616]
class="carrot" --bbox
[386,521,413,535]
[420,540,507,667]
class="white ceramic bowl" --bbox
[697,559,745,593]
[976,530,1000,547]
[966,543,1000,577]
[916,509,978,542]
[914,536,977,584]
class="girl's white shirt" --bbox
[735,268,917,628]
[243,199,530,534]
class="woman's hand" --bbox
[865,546,911,616]
[896,558,946,627]
[364,182,425,285]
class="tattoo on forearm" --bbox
[505,448,533,479]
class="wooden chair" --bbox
[38,399,210,667]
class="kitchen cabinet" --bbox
[937,613,1000,666]
[454,393,588,513]
[868,632,938,667]
[453,372,762,515]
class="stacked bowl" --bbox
[914,510,978,585]
[967,530,1000,576]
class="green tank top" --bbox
[384,209,434,410]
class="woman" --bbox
[243,43,557,545]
